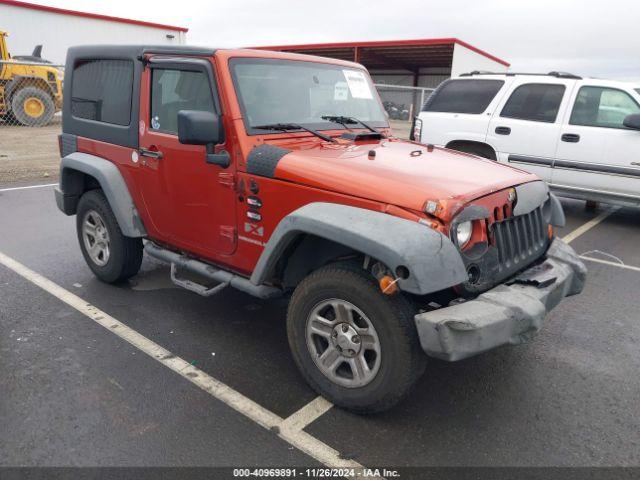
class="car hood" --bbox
[271,138,539,214]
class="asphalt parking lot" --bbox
[1,183,639,476]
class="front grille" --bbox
[493,205,548,274]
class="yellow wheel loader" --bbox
[0,31,63,126]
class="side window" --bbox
[71,59,133,125]
[570,86,640,129]
[423,79,504,114]
[500,83,565,123]
[150,68,215,135]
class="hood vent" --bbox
[340,131,384,141]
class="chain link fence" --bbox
[0,60,64,183]
[374,84,433,139]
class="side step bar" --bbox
[144,242,281,299]
[170,264,229,297]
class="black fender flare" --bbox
[250,202,468,295]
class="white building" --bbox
[0,0,187,65]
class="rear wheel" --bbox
[76,190,143,283]
[287,263,426,413]
[11,86,55,126]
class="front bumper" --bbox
[414,238,586,361]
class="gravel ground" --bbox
[0,117,61,184]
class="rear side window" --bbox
[570,86,640,129]
[423,79,504,114]
[150,69,215,135]
[500,83,565,123]
[71,60,133,125]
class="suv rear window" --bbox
[70,59,133,125]
[500,83,565,123]
[422,79,504,114]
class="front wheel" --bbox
[287,263,426,413]
[76,190,143,283]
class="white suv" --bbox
[413,72,640,207]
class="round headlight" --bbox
[455,221,473,248]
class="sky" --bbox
[27,0,640,80]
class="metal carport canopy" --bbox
[249,38,510,74]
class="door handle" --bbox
[139,148,163,159]
[561,133,580,143]
[495,126,511,135]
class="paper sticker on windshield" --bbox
[343,70,373,99]
[334,82,348,101]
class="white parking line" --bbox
[562,207,619,244]
[0,183,58,193]
[281,396,334,432]
[580,255,640,273]
[0,250,373,477]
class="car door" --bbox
[137,56,237,258]
[487,79,575,181]
[552,84,640,200]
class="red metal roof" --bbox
[0,0,189,32]
[251,38,510,69]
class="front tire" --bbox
[287,264,426,413]
[76,190,143,283]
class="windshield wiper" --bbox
[253,123,337,143]
[321,115,384,136]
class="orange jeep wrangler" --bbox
[55,45,586,412]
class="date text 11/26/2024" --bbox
[232,468,400,478]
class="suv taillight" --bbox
[410,117,422,142]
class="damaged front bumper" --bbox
[414,238,587,361]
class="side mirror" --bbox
[177,110,223,145]
[177,110,230,168]
[623,113,640,130]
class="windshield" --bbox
[230,58,388,134]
